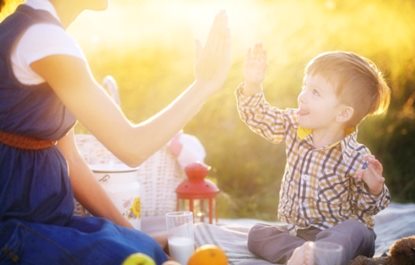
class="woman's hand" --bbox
[194,11,231,95]
[241,43,267,95]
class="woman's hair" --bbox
[305,51,390,126]
[0,0,5,12]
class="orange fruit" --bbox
[187,244,228,265]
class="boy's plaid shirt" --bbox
[236,88,390,230]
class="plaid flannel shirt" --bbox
[236,87,390,230]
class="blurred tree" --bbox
[58,0,415,219]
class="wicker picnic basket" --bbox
[74,134,186,217]
[135,145,186,216]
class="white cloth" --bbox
[141,203,415,265]
[11,0,85,85]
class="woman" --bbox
[0,0,231,264]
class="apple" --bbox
[122,253,156,265]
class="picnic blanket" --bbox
[142,203,415,265]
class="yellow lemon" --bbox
[188,244,228,265]
[122,253,155,265]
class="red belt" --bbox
[0,130,57,150]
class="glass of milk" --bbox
[165,211,194,265]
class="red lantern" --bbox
[176,162,220,224]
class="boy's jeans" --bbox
[247,219,375,265]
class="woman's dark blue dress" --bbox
[0,5,167,265]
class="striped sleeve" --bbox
[347,144,391,216]
[355,182,391,215]
[235,83,296,144]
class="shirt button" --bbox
[302,174,310,181]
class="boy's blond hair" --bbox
[305,51,390,126]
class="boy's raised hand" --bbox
[195,11,231,95]
[242,43,267,95]
[354,154,385,196]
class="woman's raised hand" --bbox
[194,11,231,95]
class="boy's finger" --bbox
[254,42,262,53]
[246,48,252,59]
[246,42,262,57]
[362,154,374,161]
[367,164,382,179]
[246,48,256,66]
[367,158,383,173]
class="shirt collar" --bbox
[297,127,358,151]
[25,0,61,22]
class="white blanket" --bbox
[142,203,415,265]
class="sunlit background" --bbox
[2,0,415,220]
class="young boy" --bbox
[236,44,391,265]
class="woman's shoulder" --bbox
[15,23,85,64]
[11,23,85,85]
[22,23,79,50]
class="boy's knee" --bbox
[247,224,265,253]
[345,220,376,255]
[247,223,286,254]
[247,223,273,253]
[248,224,303,263]
[342,219,373,240]
[321,219,369,237]
[317,219,376,258]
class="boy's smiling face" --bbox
[297,74,351,131]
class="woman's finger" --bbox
[204,11,227,56]
[195,39,202,62]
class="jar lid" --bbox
[90,163,138,173]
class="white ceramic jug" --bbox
[92,164,141,230]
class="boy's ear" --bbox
[337,105,354,123]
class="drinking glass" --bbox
[165,211,195,265]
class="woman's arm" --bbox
[58,129,132,227]
[57,128,132,228]
[32,12,231,167]
[58,129,169,248]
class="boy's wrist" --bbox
[369,187,383,197]
[240,81,262,96]
[365,183,383,197]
